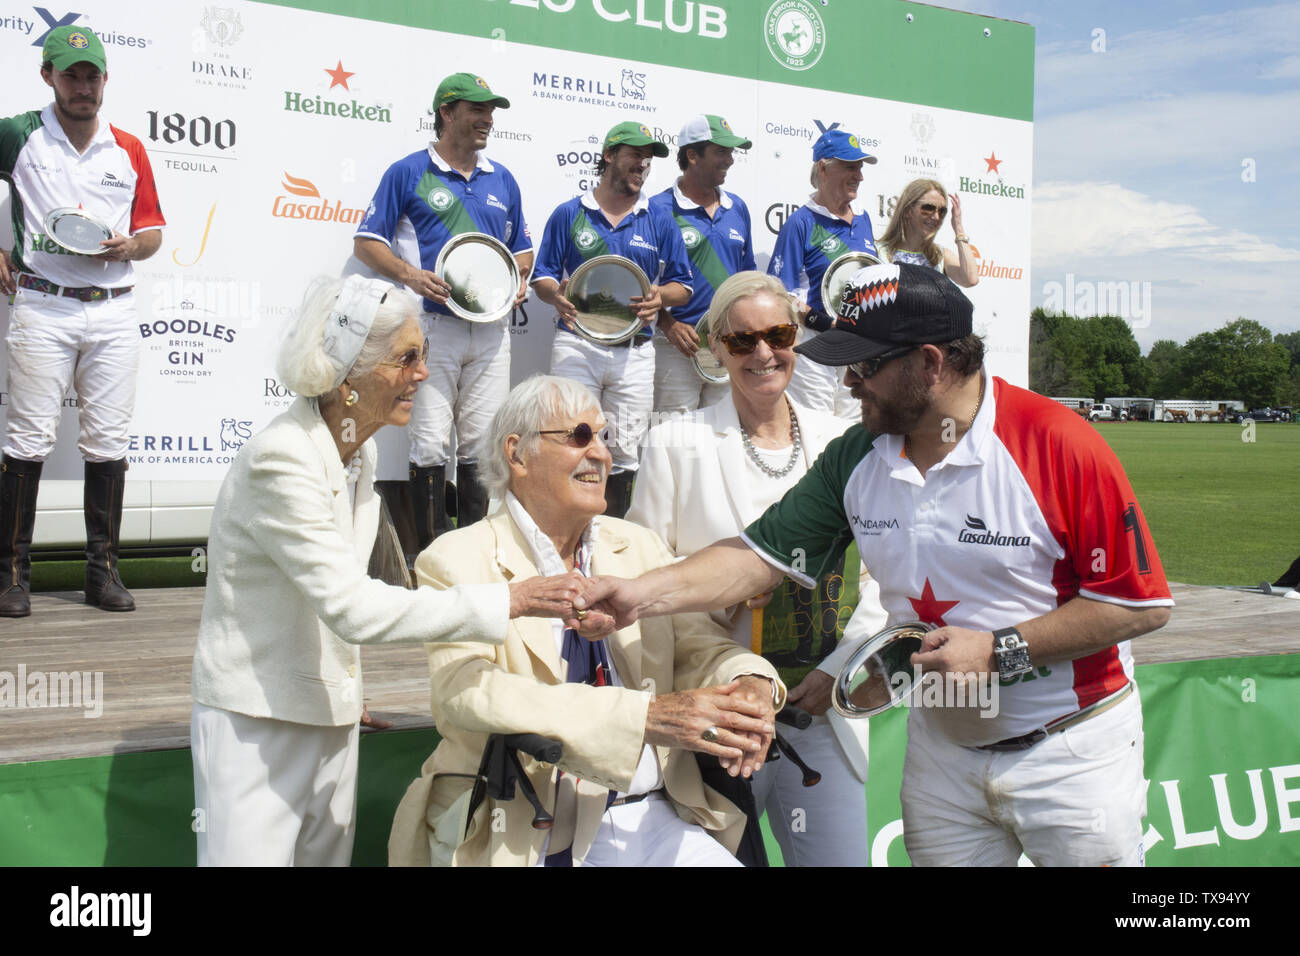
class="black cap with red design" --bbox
[794,262,974,366]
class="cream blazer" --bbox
[191,397,508,727]
[388,508,785,867]
[626,392,885,780]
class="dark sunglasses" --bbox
[849,347,916,380]
[918,202,948,218]
[719,323,798,356]
[537,422,611,447]
[377,337,430,371]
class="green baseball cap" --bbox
[603,121,669,158]
[678,114,752,150]
[433,73,510,111]
[42,25,106,72]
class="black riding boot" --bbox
[409,463,451,555]
[84,458,135,612]
[456,461,489,528]
[0,455,43,618]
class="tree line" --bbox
[1028,310,1300,409]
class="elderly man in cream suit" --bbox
[390,376,784,867]
[629,374,885,866]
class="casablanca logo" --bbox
[575,228,598,251]
[426,187,453,211]
[680,226,702,249]
[67,31,89,49]
[271,172,366,224]
[220,418,253,452]
[764,0,826,73]
[200,7,244,47]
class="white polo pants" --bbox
[4,288,140,462]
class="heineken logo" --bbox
[764,0,826,73]
[959,175,1025,200]
[680,226,702,249]
[575,228,598,250]
[427,187,453,211]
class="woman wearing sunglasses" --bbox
[628,271,885,866]
[875,178,979,288]
[191,275,589,866]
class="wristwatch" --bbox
[991,626,1032,680]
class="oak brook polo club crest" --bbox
[764,0,827,72]
[575,228,599,251]
[680,226,702,249]
[427,187,454,211]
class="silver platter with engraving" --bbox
[567,255,651,346]
[43,207,114,255]
[821,251,882,320]
[832,621,935,719]
[434,232,521,323]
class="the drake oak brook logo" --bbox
[272,173,365,223]
[957,515,1030,547]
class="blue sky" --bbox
[937,0,1300,349]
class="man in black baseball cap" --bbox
[794,261,979,446]
[577,258,1173,869]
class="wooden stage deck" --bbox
[2,583,1297,766]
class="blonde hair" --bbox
[703,271,797,341]
[876,178,948,268]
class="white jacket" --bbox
[192,397,508,727]
[627,392,886,779]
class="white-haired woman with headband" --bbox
[190,275,589,867]
[627,271,887,866]
[876,178,979,287]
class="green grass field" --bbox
[1091,421,1299,586]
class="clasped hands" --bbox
[645,677,776,778]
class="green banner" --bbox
[7,657,1288,866]
[255,0,1034,120]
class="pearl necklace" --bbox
[344,451,363,486]
[740,398,802,479]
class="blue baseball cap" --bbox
[812,129,877,165]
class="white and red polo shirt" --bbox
[0,104,164,289]
[743,374,1174,747]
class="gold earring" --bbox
[345,390,360,407]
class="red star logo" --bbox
[325,60,355,90]
[984,152,1002,174]
[907,578,960,627]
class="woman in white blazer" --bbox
[627,271,886,867]
[191,275,588,866]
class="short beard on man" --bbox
[861,357,930,436]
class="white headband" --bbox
[323,275,390,389]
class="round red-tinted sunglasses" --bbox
[537,422,611,447]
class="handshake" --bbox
[506,568,777,778]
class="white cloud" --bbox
[1033,181,1300,263]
